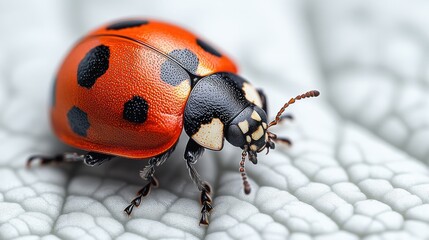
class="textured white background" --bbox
[1,0,429,239]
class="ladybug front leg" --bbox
[27,152,113,167]
[124,145,176,216]
[184,138,213,226]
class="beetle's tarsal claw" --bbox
[199,186,213,226]
[199,213,209,226]
[124,204,134,216]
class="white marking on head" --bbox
[246,136,251,143]
[238,120,249,134]
[242,82,263,108]
[192,118,224,151]
[251,110,261,121]
[251,126,264,140]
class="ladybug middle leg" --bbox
[184,138,213,226]
[27,152,113,167]
[124,145,176,216]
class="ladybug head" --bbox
[226,90,320,195]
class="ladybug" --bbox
[28,19,319,226]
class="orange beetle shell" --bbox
[52,19,238,159]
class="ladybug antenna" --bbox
[240,147,251,195]
[268,90,320,129]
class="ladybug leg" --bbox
[199,183,213,226]
[184,138,213,226]
[184,139,205,188]
[124,145,176,216]
[27,152,113,167]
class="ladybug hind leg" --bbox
[27,152,113,167]
[184,138,213,226]
[124,144,176,216]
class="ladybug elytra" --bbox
[28,19,319,226]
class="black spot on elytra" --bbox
[77,45,110,89]
[169,49,199,74]
[106,19,149,30]
[159,49,198,86]
[123,96,149,123]
[67,106,90,137]
[160,59,190,86]
[196,38,222,57]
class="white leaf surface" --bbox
[1,0,429,239]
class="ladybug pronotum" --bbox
[28,19,319,226]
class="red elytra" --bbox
[52,19,237,158]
